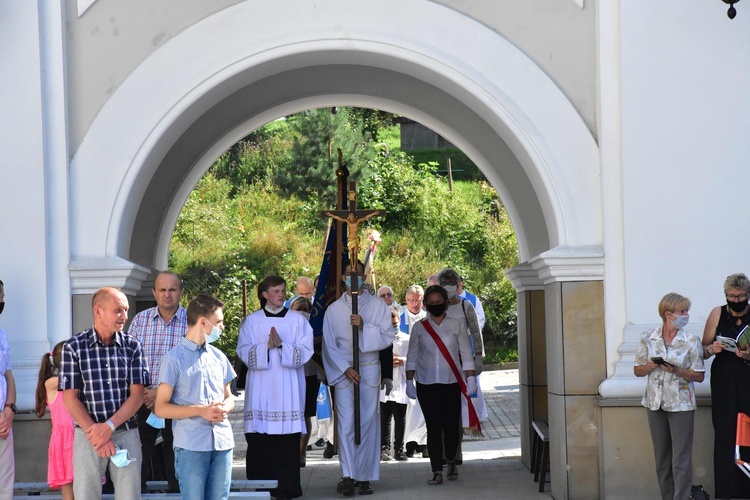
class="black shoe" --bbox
[358,481,373,495]
[380,446,392,461]
[337,477,356,497]
[420,448,429,458]
[306,445,313,451]
[395,449,408,461]
[324,442,336,459]
[405,442,417,457]
[315,438,326,447]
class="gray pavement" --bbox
[233,370,552,499]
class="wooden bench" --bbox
[14,479,277,498]
[14,494,268,499]
[147,479,276,492]
[531,419,550,492]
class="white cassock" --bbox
[380,330,409,404]
[322,291,395,482]
[238,308,314,434]
[400,309,429,446]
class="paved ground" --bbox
[233,369,552,499]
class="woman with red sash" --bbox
[404,285,478,485]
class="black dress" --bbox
[711,306,750,499]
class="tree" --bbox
[275,108,375,206]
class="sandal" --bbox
[447,462,458,481]
[428,472,443,485]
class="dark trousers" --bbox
[416,382,461,473]
[246,432,303,499]
[136,405,178,492]
[380,401,407,452]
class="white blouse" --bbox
[405,314,475,385]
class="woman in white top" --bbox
[405,285,476,485]
[634,292,705,500]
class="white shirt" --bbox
[406,314,475,384]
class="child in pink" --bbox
[35,341,74,500]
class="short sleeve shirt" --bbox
[0,327,11,406]
[60,328,149,424]
[159,337,236,451]
[634,326,705,412]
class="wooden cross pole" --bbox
[323,180,385,445]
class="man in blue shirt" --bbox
[155,294,236,499]
[61,287,149,500]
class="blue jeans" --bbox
[174,447,232,500]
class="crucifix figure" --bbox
[322,181,385,446]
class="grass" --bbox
[483,345,519,364]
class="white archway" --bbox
[68,0,600,276]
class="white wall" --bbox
[0,1,56,409]
[621,2,750,325]
[601,1,750,395]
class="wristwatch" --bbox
[4,403,16,414]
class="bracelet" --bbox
[106,419,116,432]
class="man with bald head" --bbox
[284,276,314,307]
[129,271,186,492]
[61,287,149,500]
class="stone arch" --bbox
[69,0,601,276]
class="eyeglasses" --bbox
[379,293,393,298]
[726,293,749,301]
[405,298,422,304]
[438,281,457,287]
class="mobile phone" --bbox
[651,356,666,365]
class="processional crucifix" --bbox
[323,180,385,445]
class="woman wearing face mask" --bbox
[702,273,750,500]
[404,285,476,486]
[634,292,705,500]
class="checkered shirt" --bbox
[129,306,187,388]
[59,328,149,424]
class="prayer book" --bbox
[717,325,750,352]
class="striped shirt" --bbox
[60,328,149,425]
[129,306,187,388]
[158,336,236,451]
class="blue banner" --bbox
[309,223,348,337]
[315,382,331,421]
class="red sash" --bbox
[420,319,481,433]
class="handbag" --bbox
[690,484,711,500]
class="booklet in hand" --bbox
[717,325,750,352]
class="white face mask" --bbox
[671,314,689,329]
[442,285,457,299]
